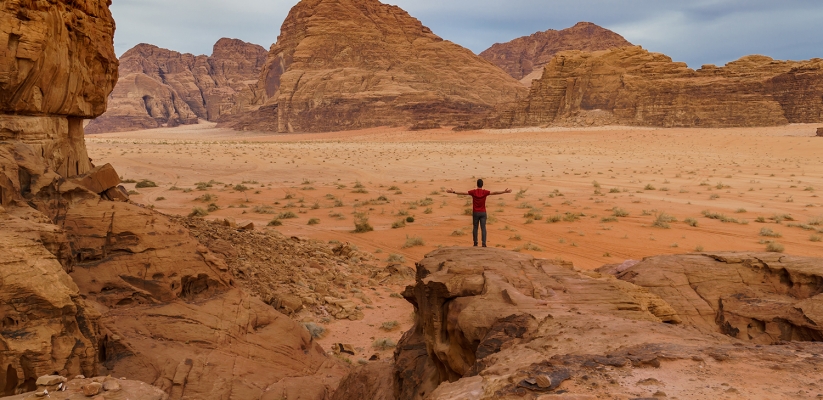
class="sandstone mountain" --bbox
[496,46,823,128]
[332,248,823,399]
[86,38,267,133]
[222,0,528,133]
[479,22,632,84]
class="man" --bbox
[447,179,512,247]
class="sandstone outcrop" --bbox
[497,46,823,128]
[817,127,823,136]
[479,22,632,83]
[86,39,267,133]
[332,248,823,399]
[600,252,823,344]
[222,0,527,133]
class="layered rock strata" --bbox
[333,248,823,399]
[479,22,632,83]
[86,39,267,133]
[497,46,823,128]
[223,0,527,133]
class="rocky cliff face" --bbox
[332,248,823,399]
[223,0,527,133]
[497,46,823,128]
[479,22,632,83]
[86,38,267,133]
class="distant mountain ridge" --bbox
[86,38,267,133]
[479,22,633,84]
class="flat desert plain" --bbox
[85,122,823,355]
[86,122,823,269]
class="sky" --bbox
[110,0,823,68]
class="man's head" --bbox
[477,179,484,188]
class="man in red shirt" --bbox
[447,179,512,247]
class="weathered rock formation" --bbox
[600,252,823,344]
[817,127,823,136]
[479,22,632,84]
[5,375,168,400]
[332,248,823,399]
[1,1,352,399]
[222,0,527,133]
[86,38,267,133]
[497,46,823,128]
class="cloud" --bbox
[111,0,823,68]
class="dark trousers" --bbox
[472,212,488,246]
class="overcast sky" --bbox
[111,0,823,68]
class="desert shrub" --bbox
[156,196,166,201]
[392,219,406,229]
[563,213,581,222]
[253,205,276,214]
[766,242,785,253]
[354,214,373,233]
[302,322,326,339]
[736,208,747,213]
[509,234,522,241]
[451,229,466,236]
[601,216,618,223]
[546,214,562,223]
[267,219,283,226]
[402,235,424,248]
[406,216,415,223]
[135,180,158,188]
[380,321,400,331]
[644,184,655,190]
[424,208,433,214]
[810,235,822,242]
[387,254,406,264]
[759,228,782,238]
[652,213,676,229]
[307,218,320,225]
[612,208,629,217]
[189,207,208,217]
[207,203,219,212]
[609,188,621,193]
[373,338,397,350]
[196,193,216,202]
[684,218,698,227]
[121,178,137,183]
[278,211,298,219]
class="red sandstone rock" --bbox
[223,0,527,133]
[332,248,823,400]
[69,163,120,194]
[479,22,632,83]
[86,39,267,133]
[497,46,823,128]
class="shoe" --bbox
[482,244,487,247]
[473,243,478,247]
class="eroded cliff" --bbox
[497,46,823,128]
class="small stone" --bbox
[103,380,121,391]
[536,374,552,388]
[237,221,254,230]
[36,375,65,386]
[333,343,356,355]
[369,353,380,361]
[74,375,86,380]
[82,382,103,396]
[35,390,47,397]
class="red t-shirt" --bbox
[469,189,491,213]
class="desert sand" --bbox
[86,121,823,270]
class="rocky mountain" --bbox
[86,38,267,133]
[496,46,823,128]
[479,22,632,84]
[332,248,823,399]
[222,0,527,133]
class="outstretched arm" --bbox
[446,188,470,196]
[489,188,512,196]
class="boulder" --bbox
[817,127,823,137]
[69,163,120,194]
[3,377,167,400]
[223,0,527,133]
[102,185,130,202]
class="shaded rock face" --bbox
[497,46,823,128]
[601,252,823,344]
[333,248,823,400]
[479,22,632,83]
[224,0,527,133]
[86,38,267,133]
